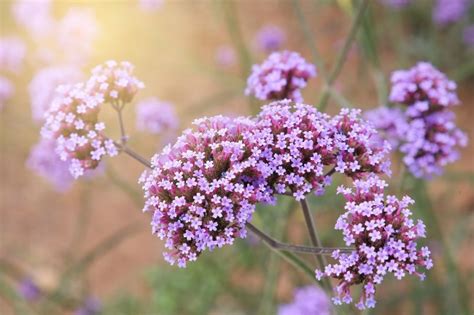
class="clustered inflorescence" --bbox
[366,62,467,178]
[135,97,178,135]
[316,175,432,309]
[278,285,331,315]
[41,60,144,178]
[253,101,391,201]
[245,51,316,102]
[141,99,432,309]
[139,116,274,267]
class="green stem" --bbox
[318,0,369,112]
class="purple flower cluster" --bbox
[432,0,470,26]
[41,60,143,178]
[390,62,459,108]
[140,116,273,267]
[316,175,432,310]
[255,25,286,53]
[136,98,179,134]
[29,66,83,122]
[0,76,14,110]
[278,285,331,315]
[141,101,392,266]
[245,51,316,102]
[387,62,468,178]
[254,101,391,200]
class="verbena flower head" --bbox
[389,62,459,109]
[29,66,83,122]
[17,278,41,302]
[245,51,316,102]
[463,25,474,47]
[400,111,468,178]
[41,83,118,178]
[140,116,273,267]
[0,36,26,73]
[88,60,144,104]
[432,0,469,26]
[136,98,179,134]
[278,285,331,315]
[364,106,408,147]
[255,25,286,53]
[0,76,14,110]
[253,101,391,200]
[387,62,468,178]
[316,176,432,310]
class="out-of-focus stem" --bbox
[116,107,128,145]
[113,141,152,169]
[318,0,369,112]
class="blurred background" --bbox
[0,0,473,314]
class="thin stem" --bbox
[300,198,332,293]
[318,0,369,112]
[113,141,152,169]
[246,222,353,255]
[115,107,128,145]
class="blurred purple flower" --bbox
[255,25,286,53]
[432,0,470,26]
[388,62,468,178]
[463,25,474,47]
[379,0,411,9]
[0,37,26,73]
[0,76,14,110]
[278,285,331,315]
[57,8,99,64]
[136,98,178,135]
[215,45,236,68]
[29,66,83,122]
[17,278,41,302]
[75,297,101,315]
[27,138,75,191]
[364,106,408,147]
[245,51,316,102]
[12,0,54,38]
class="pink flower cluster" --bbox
[88,60,145,104]
[254,101,391,201]
[245,51,316,102]
[41,60,144,178]
[385,62,468,178]
[140,116,273,267]
[141,101,392,266]
[316,175,432,310]
[0,36,26,73]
